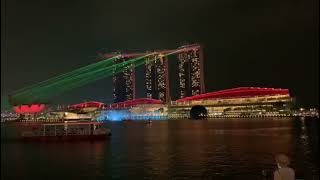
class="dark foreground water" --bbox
[1,118,319,180]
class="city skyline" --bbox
[1,0,318,107]
[1,0,318,179]
[111,44,204,104]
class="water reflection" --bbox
[293,117,319,178]
[1,140,108,180]
[1,118,319,179]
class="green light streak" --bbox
[11,54,153,102]
[10,50,180,105]
[13,56,119,95]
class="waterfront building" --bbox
[169,87,294,118]
[99,98,167,121]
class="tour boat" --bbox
[20,121,111,141]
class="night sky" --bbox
[1,0,319,107]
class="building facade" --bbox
[178,45,205,98]
[100,98,167,121]
[169,87,294,118]
[145,54,170,103]
[112,57,135,103]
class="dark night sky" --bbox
[1,0,319,107]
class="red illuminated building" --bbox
[13,104,46,114]
[176,87,289,102]
[170,87,293,118]
[108,98,163,109]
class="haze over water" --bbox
[1,118,318,179]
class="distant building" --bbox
[145,54,170,103]
[100,98,167,121]
[178,44,205,98]
[113,57,135,103]
[169,87,294,118]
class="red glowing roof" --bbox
[69,101,105,109]
[13,104,46,114]
[176,87,290,102]
[108,98,163,109]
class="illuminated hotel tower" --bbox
[112,56,135,103]
[145,54,170,103]
[178,45,205,98]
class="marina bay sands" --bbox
[2,43,306,122]
[1,0,318,178]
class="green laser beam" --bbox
[14,54,152,97]
[10,50,181,105]
[13,55,120,95]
